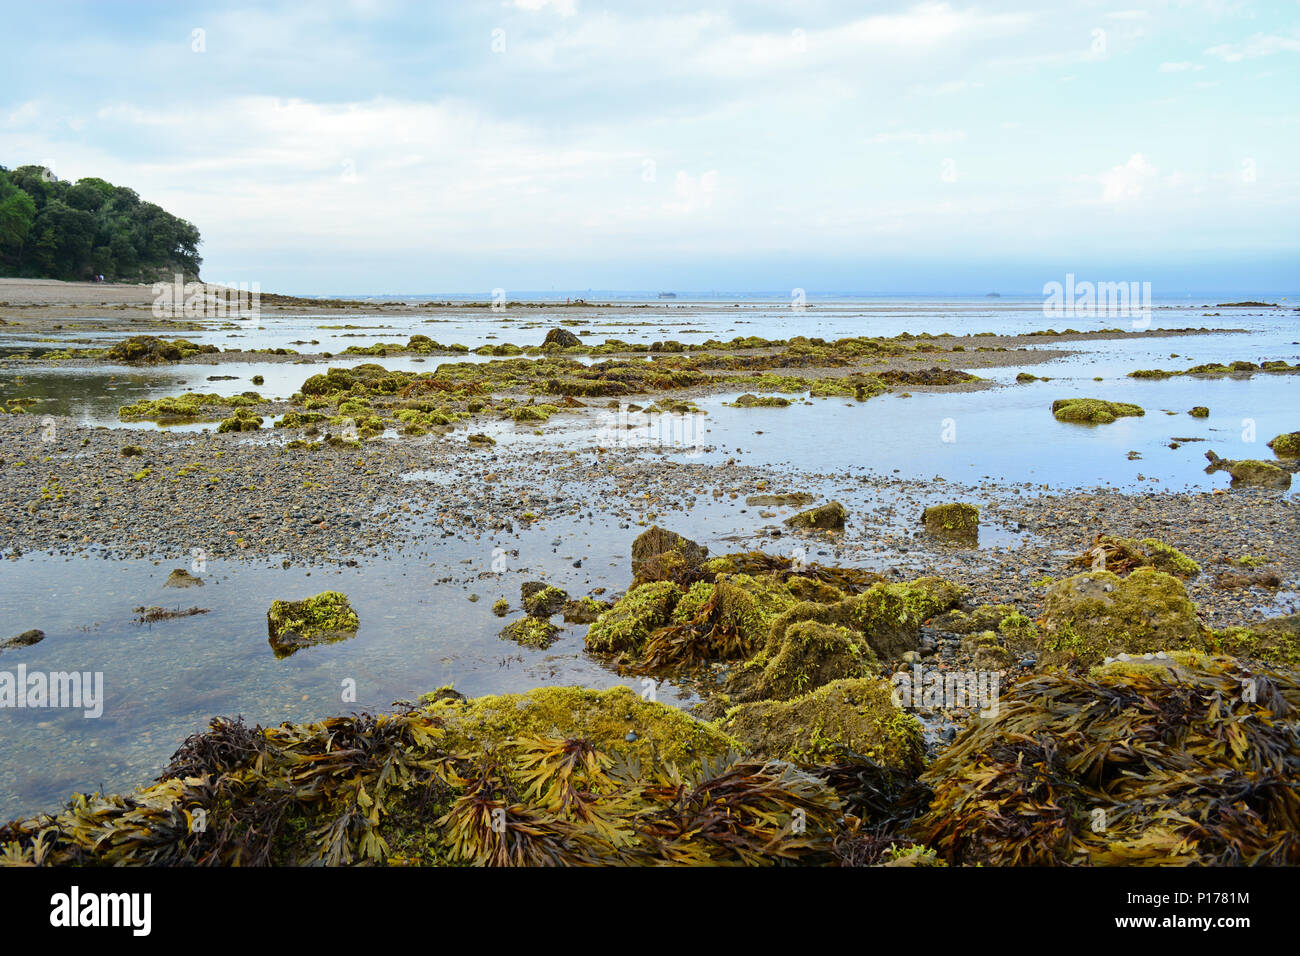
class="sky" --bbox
[2,0,1298,295]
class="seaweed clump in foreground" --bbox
[3,532,1299,867]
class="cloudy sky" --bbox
[3,1,1297,295]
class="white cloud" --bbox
[1099,153,1158,203]
[1158,61,1203,72]
[1206,32,1300,62]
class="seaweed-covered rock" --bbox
[1212,614,1300,668]
[731,394,791,407]
[0,629,45,653]
[1268,431,1300,459]
[542,327,582,348]
[520,582,568,618]
[560,597,610,624]
[912,653,1300,865]
[1069,533,1200,579]
[784,500,847,530]
[743,620,878,701]
[928,604,1017,635]
[1051,398,1144,424]
[721,678,924,771]
[768,576,968,661]
[1204,451,1293,489]
[585,581,682,654]
[499,616,561,649]
[1188,405,1209,418]
[106,335,218,364]
[431,684,735,770]
[920,502,979,539]
[266,591,360,658]
[1038,569,1206,669]
[164,568,204,588]
[630,526,708,582]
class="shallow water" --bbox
[0,295,1296,817]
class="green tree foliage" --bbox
[0,164,202,281]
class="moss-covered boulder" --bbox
[1051,398,1145,424]
[784,500,847,530]
[921,502,979,539]
[1037,569,1206,669]
[499,616,561,648]
[1212,614,1300,668]
[267,591,360,658]
[721,678,924,770]
[427,684,736,771]
[767,576,968,661]
[929,603,1017,635]
[630,526,707,582]
[1205,451,1293,489]
[1268,431,1300,459]
[164,568,203,588]
[542,327,582,348]
[912,653,1300,865]
[585,581,682,654]
[731,620,879,702]
[561,597,610,624]
[731,393,791,407]
[1069,534,1200,579]
[521,582,568,618]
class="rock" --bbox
[266,591,360,659]
[1188,406,1209,418]
[164,568,204,588]
[423,684,736,771]
[1212,614,1299,668]
[630,526,707,580]
[921,502,979,540]
[720,677,924,771]
[499,616,560,648]
[520,582,568,617]
[542,328,582,348]
[1038,568,1206,669]
[1267,431,1300,459]
[730,619,878,702]
[561,597,610,624]
[783,500,847,530]
[491,598,510,617]
[0,629,45,653]
[745,492,815,507]
[585,581,682,654]
[1051,398,1145,424]
[767,576,968,661]
[1204,451,1292,489]
[732,394,791,407]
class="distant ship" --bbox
[658,291,677,299]
[986,292,1001,298]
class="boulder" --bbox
[1038,569,1206,669]
[921,502,979,539]
[266,591,359,658]
[783,500,847,530]
[542,327,582,348]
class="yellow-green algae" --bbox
[721,677,924,771]
[1037,568,1206,669]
